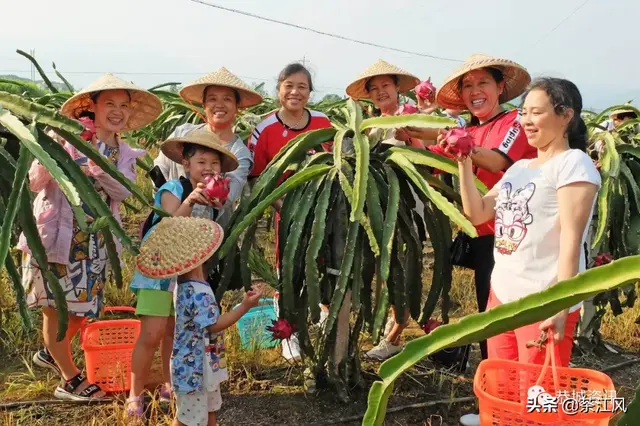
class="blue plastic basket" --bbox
[235,297,278,350]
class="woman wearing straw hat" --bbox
[18,73,161,400]
[248,63,333,360]
[136,216,263,426]
[434,54,537,426]
[346,59,434,361]
[346,58,436,149]
[153,67,263,228]
[127,128,239,418]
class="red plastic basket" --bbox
[81,306,140,393]
[474,331,615,425]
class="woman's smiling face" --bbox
[366,75,399,112]
[460,69,504,121]
[93,89,132,132]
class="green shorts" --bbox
[134,289,175,317]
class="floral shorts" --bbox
[176,387,222,426]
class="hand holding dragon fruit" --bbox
[203,174,231,205]
[78,116,96,142]
[267,318,296,340]
[440,128,476,159]
[414,78,436,102]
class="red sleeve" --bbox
[490,111,533,163]
[248,128,269,177]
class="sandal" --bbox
[53,373,107,401]
[158,385,172,403]
[125,396,145,419]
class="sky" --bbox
[1,0,638,110]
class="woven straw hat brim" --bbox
[436,54,531,110]
[136,217,224,279]
[180,67,263,108]
[610,106,637,118]
[60,73,162,132]
[161,128,239,173]
[346,59,420,100]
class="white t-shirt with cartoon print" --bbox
[490,149,601,312]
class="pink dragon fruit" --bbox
[415,78,436,102]
[397,103,419,115]
[422,318,442,335]
[593,252,613,267]
[78,117,96,142]
[441,128,476,158]
[203,174,231,204]
[267,318,296,340]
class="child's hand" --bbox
[184,182,212,207]
[242,284,263,309]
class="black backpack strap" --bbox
[179,176,193,202]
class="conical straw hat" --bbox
[136,216,224,279]
[610,104,638,118]
[180,67,264,108]
[161,127,239,173]
[61,73,162,132]
[436,54,531,110]
[346,59,420,100]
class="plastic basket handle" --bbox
[535,330,560,390]
[103,306,137,314]
[519,330,561,416]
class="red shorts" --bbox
[486,290,580,367]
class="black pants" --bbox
[469,235,495,360]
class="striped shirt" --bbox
[248,109,332,177]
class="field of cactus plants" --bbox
[1,50,640,425]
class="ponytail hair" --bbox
[522,77,588,152]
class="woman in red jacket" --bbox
[435,54,537,426]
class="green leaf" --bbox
[16,49,58,93]
[281,177,324,319]
[360,114,456,132]
[36,131,133,250]
[621,162,640,214]
[592,177,611,250]
[248,128,336,209]
[0,111,81,208]
[324,219,360,337]
[387,152,477,237]
[306,172,335,323]
[351,131,369,222]
[601,132,620,178]
[380,166,400,282]
[56,128,151,206]
[52,62,75,93]
[219,164,332,258]
[364,255,640,425]
[365,173,384,245]
[103,231,123,289]
[387,147,488,194]
[5,254,32,330]
[618,144,640,162]
[0,144,31,275]
[0,92,82,132]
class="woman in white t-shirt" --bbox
[454,77,601,368]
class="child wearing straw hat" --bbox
[127,128,239,417]
[19,73,161,401]
[152,67,263,228]
[136,216,263,426]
